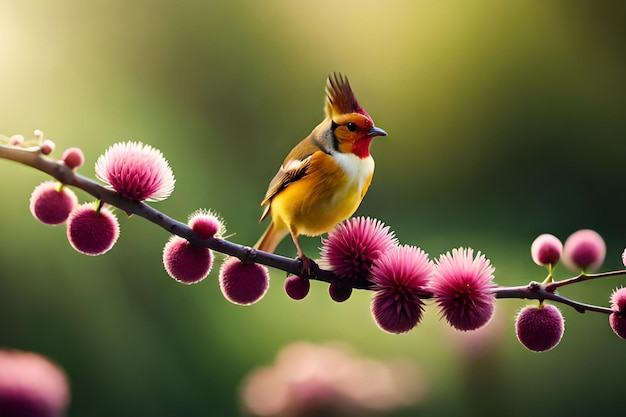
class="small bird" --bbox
[255,73,386,274]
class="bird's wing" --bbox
[259,140,320,222]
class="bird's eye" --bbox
[346,122,357,132]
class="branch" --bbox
[0,143,368,288]
[0,142,622,313]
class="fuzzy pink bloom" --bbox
[163,236,213,284]
[622,248,626,268]
[66,202,120,256]
[61,147,84,169]
[562,229,606,272]
[369,245,432,334]
[188,209,225,239]
[609,287,626,339]
[530,233,562,267]
[95,141,175,202]
[328,284,352,303]
[430,248,496,331]
[515,304,564,352]
[219,257,270,305]
[319,217,397,280]
[30,181,78,225]
[284,276,310,300]
[0,349,70,417]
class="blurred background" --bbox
[1,1,625,416]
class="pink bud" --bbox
[41,139,55,155]
[62,147,85,169]
[66,202,120,256]
[515,304,564,352]
[530,234,562,267]
[30,181,78,225]
[284,276,310,300]
[188,209,224,239]
[328,284,352,302]
[163,235,213,284]
[219,257,269,305]
[562,229,606,272]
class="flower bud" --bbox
[515,304,564,352]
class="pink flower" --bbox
[622,248,626,268]
[66,202,120,256]
[562,229,606,272]
[163,236,213,284]
[95,141,175,202]
[515,304,564,352]
[0,349,70,417]
[30,181,78,225]
[188,209,225,239]
[430,248,496,331]
[284,275,310,300]
[530,233,562,267]
[319,217,397,280]
[219,257,270,305]
[609,287,626,339]
[369,245,432,334]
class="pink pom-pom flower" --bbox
[530,233,562,267]
[319,217,397,281]
[0,349,70,417]
[66,202,120,256]
[30,181,78,225]
[95,141,175,202]
[515,304,564,352]
[562,229,606,272]
[163,235,213,284]
[369,245,433,334]
[609,287,626,339]
[188,209,225,239]
[430,248,496,331]
[219,257,270,305]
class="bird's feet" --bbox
[297,254,313,279]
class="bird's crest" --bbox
[325,73,369,118]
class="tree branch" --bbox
[0,142,620,313]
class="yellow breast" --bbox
[270,152,374,237]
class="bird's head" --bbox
[324,73,386,158]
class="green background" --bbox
[1,1,625,416]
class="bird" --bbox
[255,72,387,275]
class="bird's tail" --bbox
[254,222,289,254]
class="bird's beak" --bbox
[367,126,387,137]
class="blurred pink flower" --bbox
[562,229,606,272]
[319,217,397,280]
[0,349,70,417]
[240,342,426,417]
[530,233,562,267]
[369,245,432,334]
[95,141,175,202]
[430,248,496,331]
